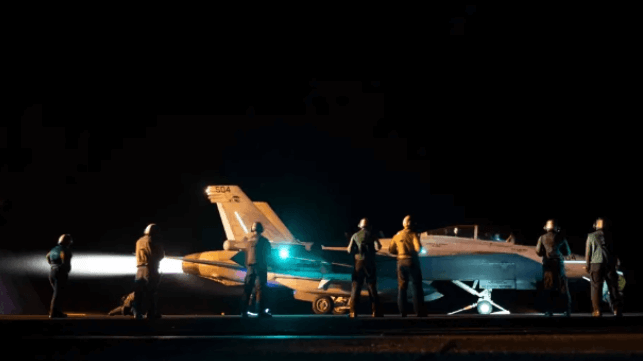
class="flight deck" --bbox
[4,313,643,360]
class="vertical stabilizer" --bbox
[205,185,299,245]
[254,201,296,242]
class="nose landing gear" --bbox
[447,280,510,315]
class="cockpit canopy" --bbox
[424,225,519,243]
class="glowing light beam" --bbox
[1,253,183,278]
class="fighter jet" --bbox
[177,185,442,315]
[179,185,597,315]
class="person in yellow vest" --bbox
[133,223,165,320]
[108,292,135,316]
[389,215,426,317]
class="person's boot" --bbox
[543,311,553,317]
[613,306,623,317]
[592,310,602,317]
[133,309,144,320]
[348,312,357,318]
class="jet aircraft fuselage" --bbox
[178,185,587,315]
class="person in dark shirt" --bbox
[46,234,73,318]
[536,219,574,317]
[240,222,272,318]
[347,218,383,318]
[585,217,623,317]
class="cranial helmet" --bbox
[58,234,73,246]
[251,222,264,233]
[144,223,159,236]
[403,215,412,229]
[358,218,369,229]
[544,219,558,231]
[594,218,605,230]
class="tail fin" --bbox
[253,201,296,241]
[205,185,298,245]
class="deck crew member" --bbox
[133,223,165,320]
[108,292,135,316]
[585,217,623,317]
[46,234,73,318]
[536,219,573,317]
[347,218,383,318]
[389,215,426,317]
[240,221,272,318]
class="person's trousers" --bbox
[133,266,160,318]
[397,258,425,316]
[49,266,68,316]
[240,266,268,314]
[349,259,380,314]
[590,263,623,313]
[541,260,571,313]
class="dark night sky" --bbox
[1,78,638,286]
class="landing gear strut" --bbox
[331,297,349,314]
[448,280,510,315]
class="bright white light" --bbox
[7,253,184,278]
[279,248,289,259]
[479,302,491,314]
[420,248,427,255]
[73,254,137,276]
[160,258,183,274]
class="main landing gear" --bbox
[312,296,349,314]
